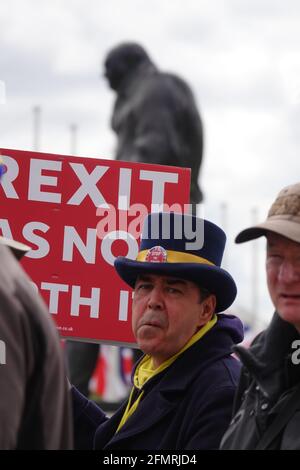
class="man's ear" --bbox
[198,295,217,325]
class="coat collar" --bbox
[234,312,300,400]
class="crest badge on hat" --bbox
[145,246,167,263]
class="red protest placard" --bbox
[0,148,190,346]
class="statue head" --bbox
[104,42,151,91]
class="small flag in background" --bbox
[89,346,132,401]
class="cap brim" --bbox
[0,237,31,260]
[235,218,300,244]
[114,257,237,313]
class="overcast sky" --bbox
[1,0,300,330]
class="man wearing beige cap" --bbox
[221,182,300,450]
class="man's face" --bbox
[132,274,216,368]
[266,233,300,332]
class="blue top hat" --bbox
[114,212,237,312]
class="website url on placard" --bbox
[56,326,74,333]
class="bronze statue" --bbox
[104,42,204,207]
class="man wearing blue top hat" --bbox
[71,212,244,450]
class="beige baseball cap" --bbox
[235,182,300,244]
[0,236,31,259]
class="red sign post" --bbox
[0,148,190,345]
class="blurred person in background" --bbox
[0,240,73,449]
[0,157,73,450]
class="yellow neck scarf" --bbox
[116,314,217,432]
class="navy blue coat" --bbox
[72,314,243,450]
